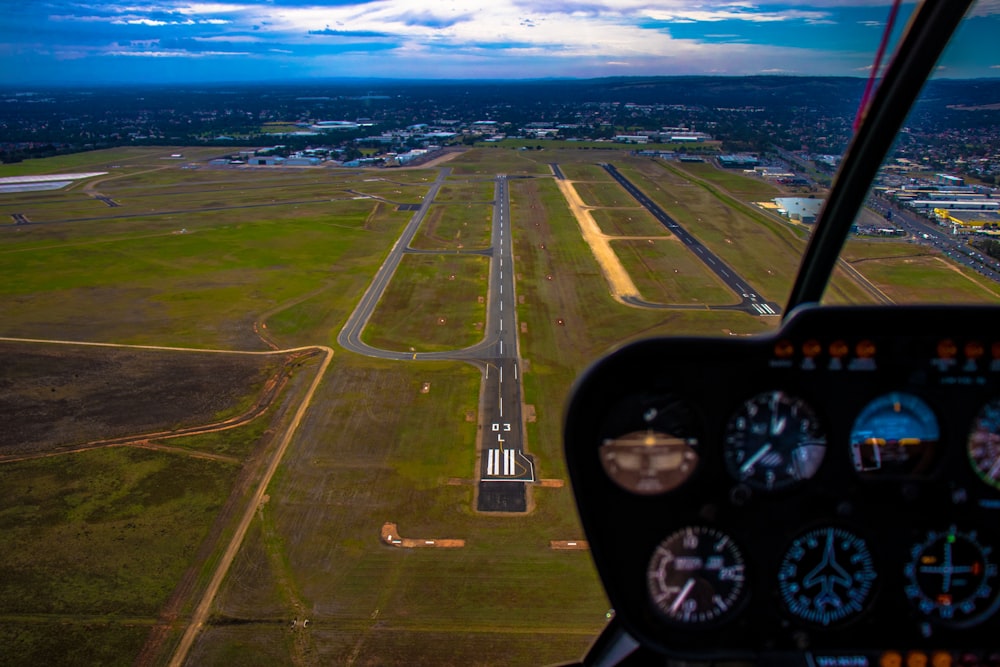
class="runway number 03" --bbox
[492,423,511,432]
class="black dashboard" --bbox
[563,305,1000,665]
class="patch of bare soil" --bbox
[0,340,284,456]
[550,540,589,550]
[554,178,640,301]
[380,522,465,548]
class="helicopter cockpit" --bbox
[562,2,1000,665]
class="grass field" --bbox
[408,203,493,250]
[612,238,735,305]
[590,207,669,237]
[2,146,999,667]
[362,254,490,352]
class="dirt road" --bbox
[554,178,641,302]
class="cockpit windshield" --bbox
[0,2,997,666]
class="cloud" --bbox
[308,28,394,38]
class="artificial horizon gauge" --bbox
[903,526,1000,627]
[776,527,877,627]
[647,526,747,625]
[723,390,827,491]
[599,431,699,495]
[850,392,939,476]
[599,394,700,495]
[967,398,1000,490]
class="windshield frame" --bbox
[784,0,976,316]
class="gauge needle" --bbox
[771,415,787,436]
[741,443,772,473]
[988,456,1000,480]
[670,578,696,614]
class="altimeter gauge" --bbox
[647,526,747,625]
[777,527,877,627]
[723,390,827,491]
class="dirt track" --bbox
[554,178,640,302]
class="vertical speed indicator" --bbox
[647,526,747,626]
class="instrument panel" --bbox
[563,305,1000,664]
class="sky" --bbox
[1,1,999,85]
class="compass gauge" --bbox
[777,527,877,627]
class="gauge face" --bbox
[903,526,1000,627]
[968,398,1000,490]
[647,526,746,625]
[600,431,698,495]
[777,527,877,627]
[599,394,700,495]
[850,392,939,476]
[723,390,827,491]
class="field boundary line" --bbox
[167,344,333,667]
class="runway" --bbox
[601,163,782,317]
[337,169,533,512]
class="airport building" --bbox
[718,154,760,168]
[774,197,825,223]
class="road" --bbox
[601,163,782,317]
[337,169,533,512]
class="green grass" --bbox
[675,161,782,199]
[0,447,239,615]
[842,241,1000,304]
[619,159,803,303]
[0,147,226,178]
[556,162,614,182]
[4,145,1000,666]
[590,207,669,237]
[446,148,553,176]
[613,238,735,305]
[409,203,493,250]
[362,254,489,352]
[0,206,407,348]
[220,354,609,665]
[572,180,639,208]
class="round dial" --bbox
[968,398,1000,490]
[850,392,939,476]
[723,390,827,491]
[599,394,700,495]
[600,431,698,495]
[777,527,877,627]
[647,526,747,625]
[903,526,1000,627]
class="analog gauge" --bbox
[647,526,747,625]
[968,398,1000,490]
[777,527,877,627]
[903,526,1000,627]
[850,392,939,476]
[600,395,700,495]
[723,390,827,491]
